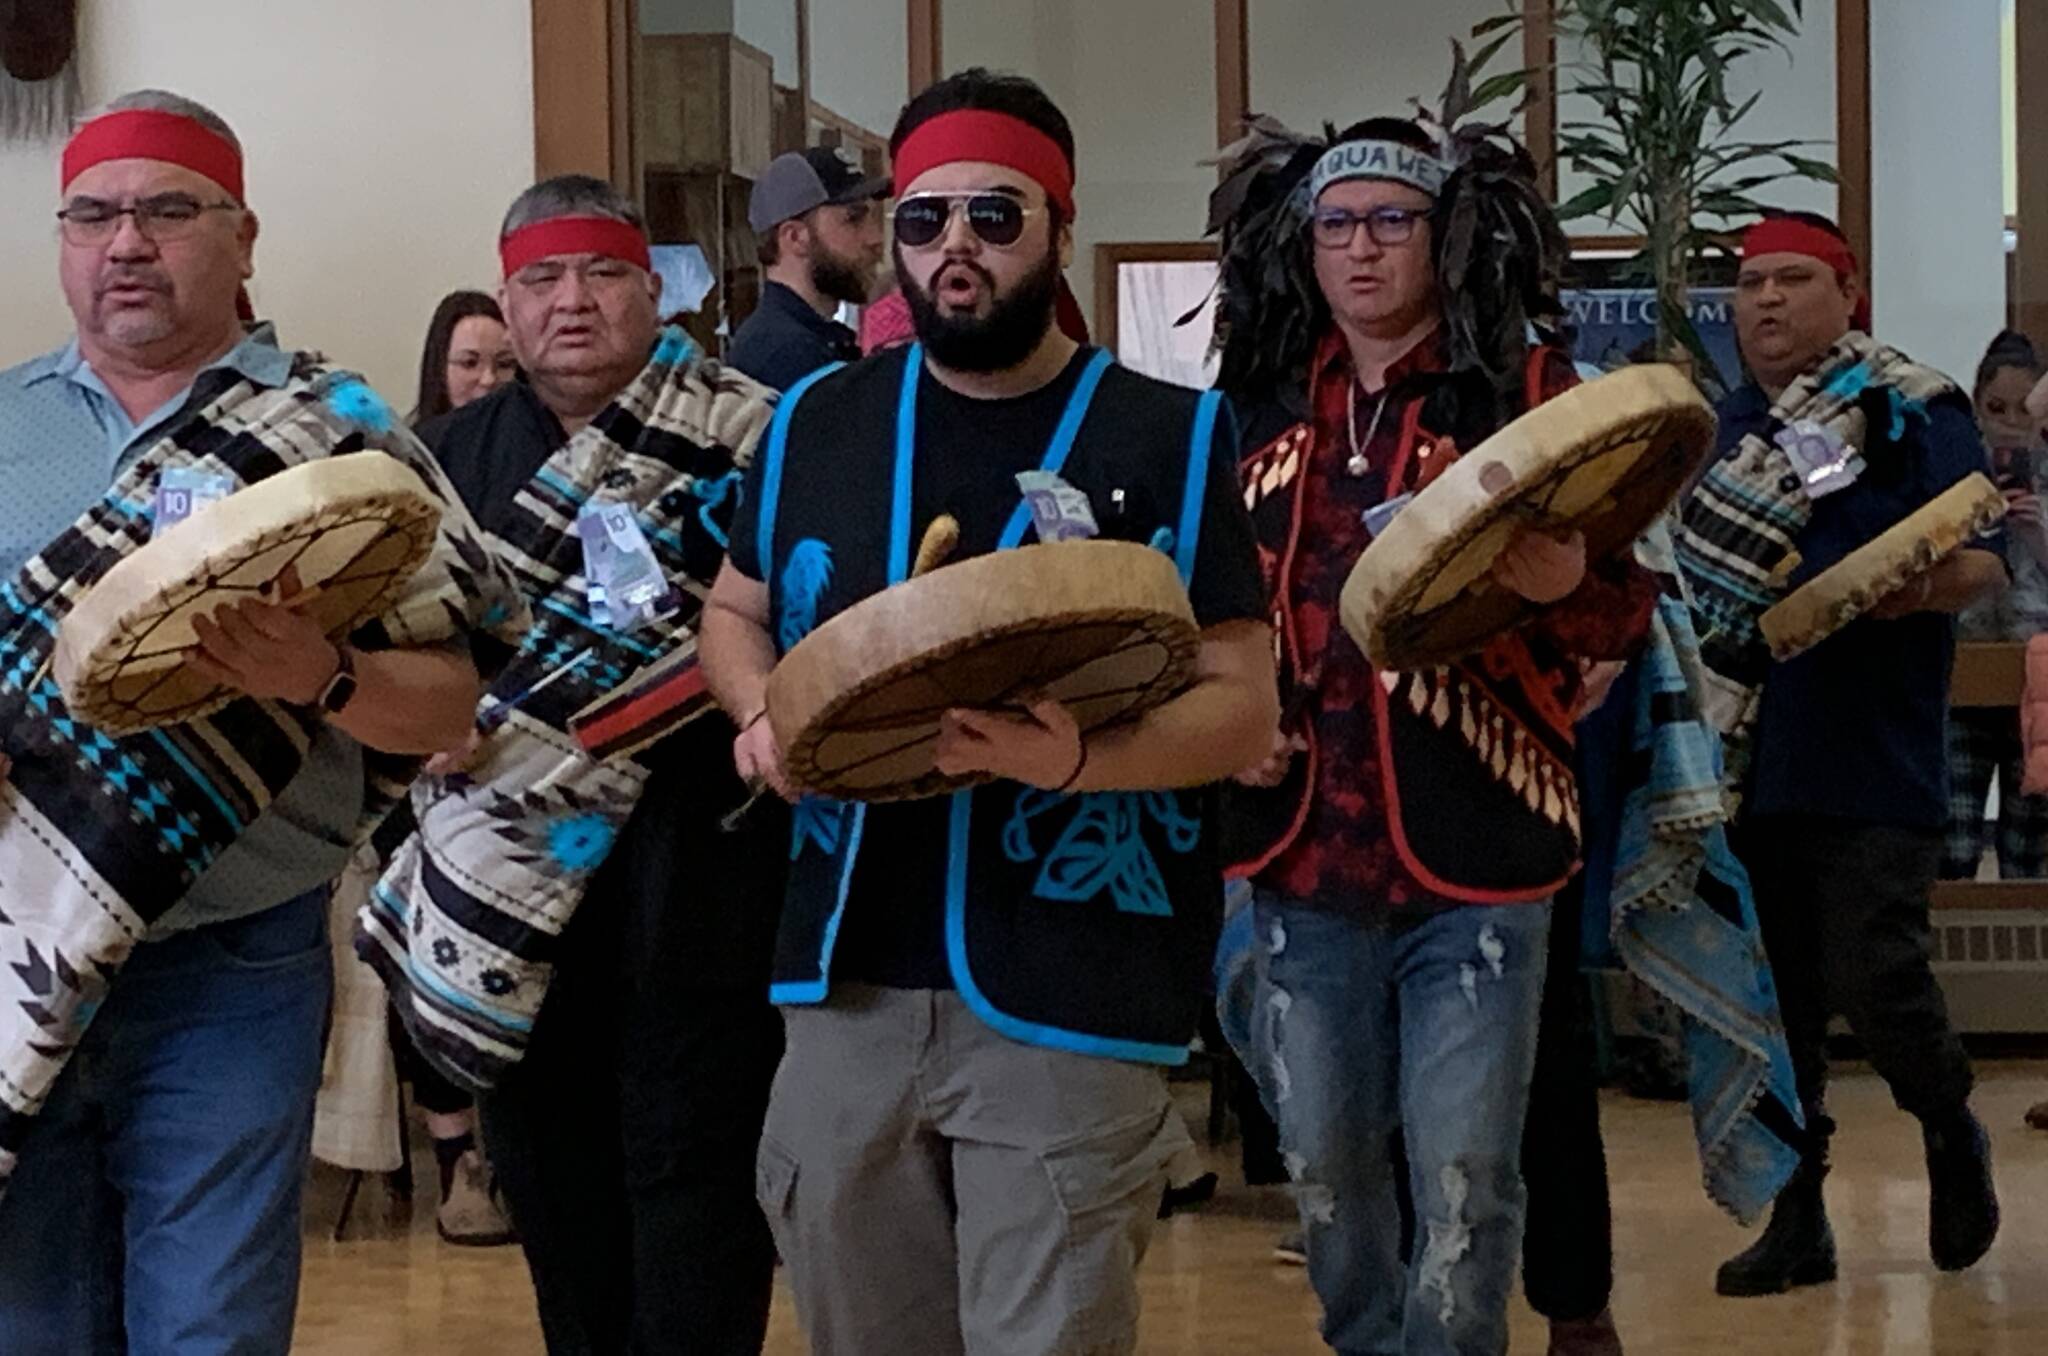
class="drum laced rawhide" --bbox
[1757,472,2006,661]
[1340,363,1716,671]
[767,537,1201,803]
[55,452,443,735]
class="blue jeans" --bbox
[0,889,332,1355]
[1251,895,1550,1356]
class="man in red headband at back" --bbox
[1681,210,2006,1297]
[0,91,518,1352]
[702,69,1278,1353]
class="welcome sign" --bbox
[1564,287,1742,389]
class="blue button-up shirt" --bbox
[0,326,364,934]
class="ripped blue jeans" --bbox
[1249,894,1550,1356]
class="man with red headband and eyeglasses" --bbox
[379,173,789,1353]
[700,69,1277,1353]
[0,91,519,1352]
[1680,210,2006,1297]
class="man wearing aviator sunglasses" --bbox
[702,68,1276,1356]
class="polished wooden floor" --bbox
[295,1063,2048,1354]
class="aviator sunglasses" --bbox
[893,191,1041,249]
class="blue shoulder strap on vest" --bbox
[754,361,845,580]
[1173,390,1226,586]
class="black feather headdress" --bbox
[1200,42,1567,422]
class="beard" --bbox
[898,243,1061,373]
[809,245,873,308]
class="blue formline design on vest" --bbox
[1001,788,1202,917]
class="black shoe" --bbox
[1925,1108,1998,1272]
[1157,1171,1219,1219]
[1715,1166,1837,1297]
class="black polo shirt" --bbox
[726,280,861,391]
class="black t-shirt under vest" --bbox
[731,345,1264,1063]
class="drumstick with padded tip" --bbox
[913,515,961,578]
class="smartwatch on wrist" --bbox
[316,646,359,715]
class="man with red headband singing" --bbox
[389,174,788,1353]
[0,91,519,1352]
[1681,210,2005,1296]
[700,69,1276,1354]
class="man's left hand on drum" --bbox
[1492,527,1587,605]
[934,699,1085,790]
[188,564,341,705]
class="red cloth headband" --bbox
[893,110,1076,218]
[500,215,653,277]
[1741,218,1857,277]
[1741,218,1870,329]
[62,109,245,199]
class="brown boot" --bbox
[436,1148,517,1247]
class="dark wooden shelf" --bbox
[1932,879,2048,912]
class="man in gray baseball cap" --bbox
[728,146,887,389]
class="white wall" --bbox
[642,0,798,82]
[811,0,909,138]
[734,0,800,84]
[942,0,1216,322]
[1870,0,2005,384]
[0,0,534,407]
[640,0,732,33]
[1248,0,1505,137]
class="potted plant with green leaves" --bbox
[1467,0,1838,386]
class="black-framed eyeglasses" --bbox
[1311,205,1426,250]
[893,192,1040,249]
[56,193,241,245]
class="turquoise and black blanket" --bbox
[1608,535,1804,1223]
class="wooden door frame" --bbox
[2017,0,2048,344]
[1836,0,1873,303]
[531,0,636,185]
[909,0,942,95]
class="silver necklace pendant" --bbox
[1346,380,1392,478]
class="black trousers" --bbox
[1518,876,1613,1323]
[481,749,787,1356]
[1738,815,1973,1128]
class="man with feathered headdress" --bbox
[1211,79,1658,1352]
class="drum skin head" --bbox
[1758,471,2006,661]
[1341,364,1716,670]
[768,539,1201,802]
[55,452,443,734]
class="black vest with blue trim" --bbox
[754,345,1226,1065]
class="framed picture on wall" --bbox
[1094,242,1220,391]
